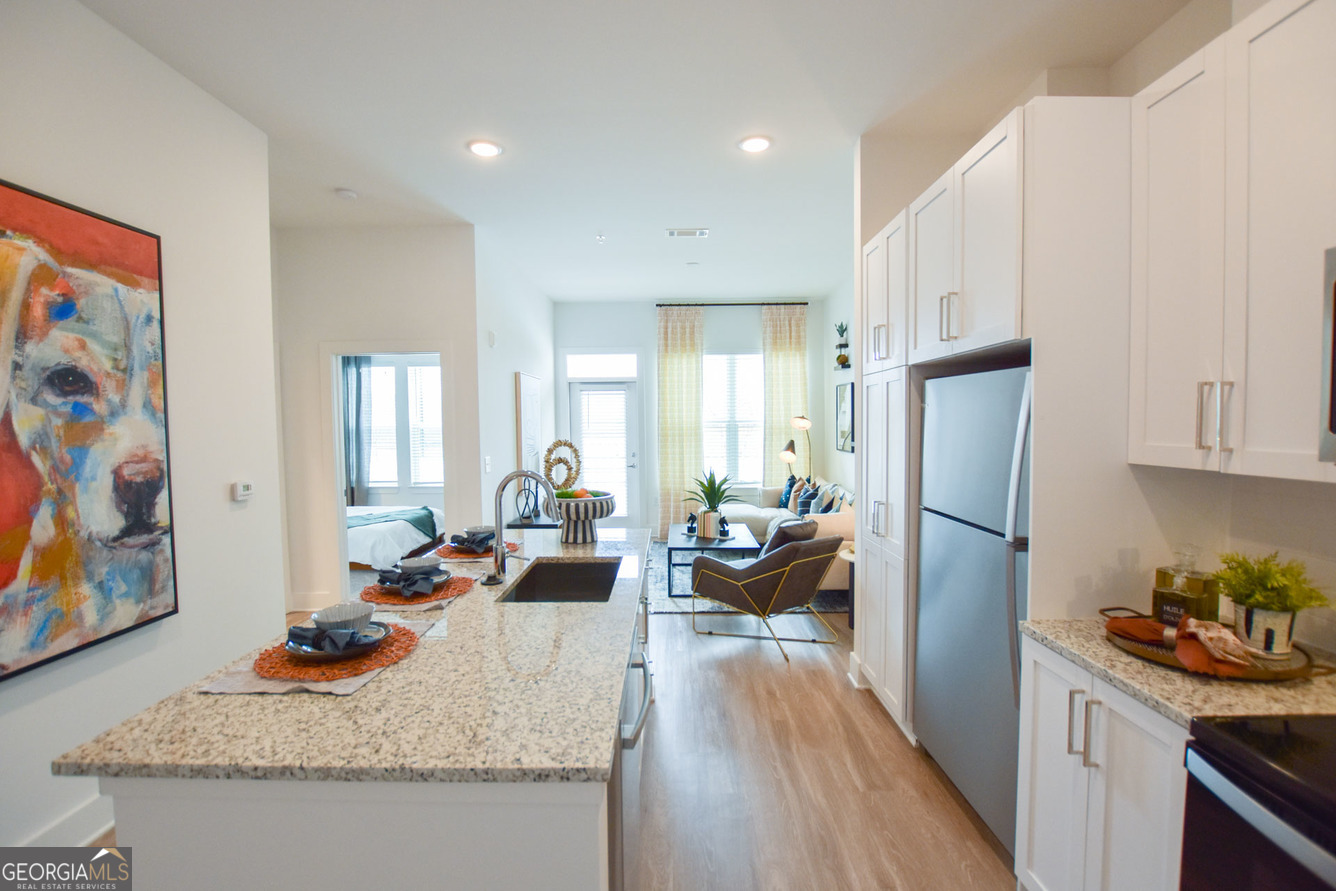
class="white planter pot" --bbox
[1234,606,1297,659]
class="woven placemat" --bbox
[253,623,418,682]
[360,575,474,606]
[434,540,519,560]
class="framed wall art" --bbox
[0,179,177,681]
[835,382,854,453]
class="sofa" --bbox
[720,478,854,591]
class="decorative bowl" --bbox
[399,555,444,572]
[553,493,616,543]
[311,601,374,633]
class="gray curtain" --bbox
[342,356,371,505]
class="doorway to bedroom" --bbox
[336,352,445,590]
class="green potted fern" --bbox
[1213,551,1328,659]
[684,470,742,538]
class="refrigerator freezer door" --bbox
[914,507,1020,854]
[921,366,1030,534]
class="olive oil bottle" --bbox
[1152,545,1220,625]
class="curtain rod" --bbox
[654,301,808,307]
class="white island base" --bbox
[103,775,609,890]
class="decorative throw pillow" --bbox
[790,480,807,506]
[760,518,817,556]
[778,475,797,509]
[795,487,821,517]
[818,494,838,514]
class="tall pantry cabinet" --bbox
[857,213,911,730]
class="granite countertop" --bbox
[1023,618,1336,728]
[53,528,649,784]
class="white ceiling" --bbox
[80,0,1190,302]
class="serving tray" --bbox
[1104,630,1326,682]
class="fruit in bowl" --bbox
[556,488,609,499]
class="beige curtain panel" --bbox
[762,304,808,487]
[657,306,704,538]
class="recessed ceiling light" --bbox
[738,135,772,153]
[468,140,504,158]
[595,233,607,244]
[333,187,359,200]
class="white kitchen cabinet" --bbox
[1129,0,1336,483]
[1015,638,1189,891]
[861,210,908,373]
[908,109,1023,364]
[1127,40,1227,472]
[855,367,909,728]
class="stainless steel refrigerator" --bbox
[914,365,1031,854]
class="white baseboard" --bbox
[24,791,114,847]
[846,651,867,688]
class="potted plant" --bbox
[684,470,742,538]
[835,323,850,368]
[1212,551,1328,659]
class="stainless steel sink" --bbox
[496,557,622,602]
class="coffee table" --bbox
[665,523,761,597]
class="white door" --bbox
[1221,0,1336,482]
[1128,41,1227,470]
[569,382,641,527]
[1015,638,1092,891]
[862,227,888,374]
[1082,677,1189,891]
[908,170,956,364]
[953,109,1023,355]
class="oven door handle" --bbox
[1186,749,1336,886]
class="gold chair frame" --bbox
[691,550,840,662]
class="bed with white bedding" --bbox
[346,505,446,569]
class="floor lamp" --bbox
[779,414,813,481]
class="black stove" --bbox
[1184,714,1336,890]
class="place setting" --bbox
[199,602,437,696]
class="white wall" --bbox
[0,0,284,846]
[273,225,480,610]
[475,231,556,522]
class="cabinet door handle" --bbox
[1195,381,1215,450]
[947,291,959,339]
[1218,380,1234,454]
[873,323,887,360]
[1066,688,1087,756]
[1081,699,1101,768]
[939,295,950,342]
[879,501,890,538]
[870,500,884,536]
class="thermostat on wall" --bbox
[231,481,254,502]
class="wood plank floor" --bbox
[98,609,1014,890]
[635,611,1013,890]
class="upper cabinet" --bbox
[862,210,908,373]
[908,109,1023,364]
[1129,0,1336,483]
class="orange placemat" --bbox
[434,540,519,560]
[360,575,474,605]
[253,624,419,682]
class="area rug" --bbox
[645,539,849,615]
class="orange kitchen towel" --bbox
[1104,616,1168,645]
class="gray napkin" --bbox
[448,530,495,553]
[286,625,370,653]
[376,567,447,595]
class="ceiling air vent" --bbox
[666,228,709,238]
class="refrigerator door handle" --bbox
[1004,372,1033,543]
[1005,539,1027,707]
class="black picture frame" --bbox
[835,382,854,453]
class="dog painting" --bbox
[0,180,176,681]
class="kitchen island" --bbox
[54,528,650,891]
